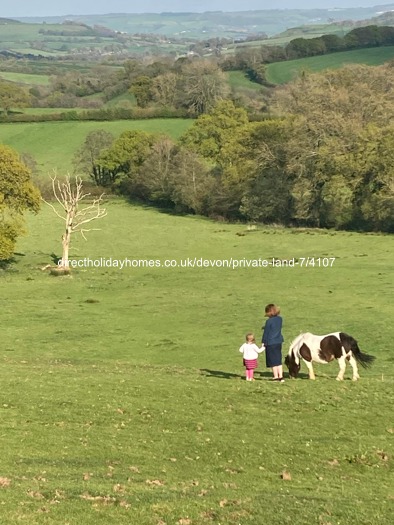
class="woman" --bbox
[262,303,284,382]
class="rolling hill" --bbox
[14,5,394,38]
[266,45,394,84]
[3,6,394,59]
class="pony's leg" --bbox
[304,361,316,380]
[348,354,360,381]
[336,356,347,381]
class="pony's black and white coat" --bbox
[285,332,375,381]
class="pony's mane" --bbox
[288,332,309,353]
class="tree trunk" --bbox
[62,231,71,267]
[61,211,74,267]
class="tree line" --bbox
[285,25,394,60]
[0,58,239,117]
[219,25,394,84]
[73,63,394,233]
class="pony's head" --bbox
[285,333,305,378]
[285,350,301,378]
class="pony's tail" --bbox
[340,333,375,369]
[351,341,375,369]
[354,351,375,369]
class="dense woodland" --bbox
[71,63,394,234]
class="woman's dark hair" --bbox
[265,304,280,317]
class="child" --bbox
[239,333,265,381]
[262,303,285,382]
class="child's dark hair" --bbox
[265,304,280,317]
[246,332,256,343]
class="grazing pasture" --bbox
[104,91,137,108]
[266,45,394,84]
[226,71,264,92]
[0,72,51,85]
[0,119,193,175]
[0,201,393,524]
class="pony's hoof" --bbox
[309,377,316,381]
[352,377,359,382]
[336,377,344,381]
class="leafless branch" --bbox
[78,227,102,241]
[42,198,67,221]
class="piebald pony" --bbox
[285,332,375,381]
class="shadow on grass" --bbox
[199,369,309,381]
[255,371,274,379]
[255,370,311,380]
[124,196,190,217]
[123,197,219,222]
[200,369,243,380]
[290,373,317,380]
[0,255,18,270]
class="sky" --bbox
[1,1,394,18]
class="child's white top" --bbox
[239,342,264,360]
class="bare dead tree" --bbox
[43,175,107,269]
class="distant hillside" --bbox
[266,8,394,45]
[0,17,21,24]
[14,5,394,39]
[266,45,394,84]
[4,6,394,60]
[0,20,146,58]
[369,10,394,25]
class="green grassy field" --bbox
[0,119,193,175]
[0,22,90,42]
[223,23,352,54]
[0,19,190,57]
[0,22,58,43]
[266,46,394,84]
[0,71,51,85]
[10,48,67,57]
[104,91,137,108]
[0,200,393,524]
[227,71,263,92]
[0,22,90,56]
